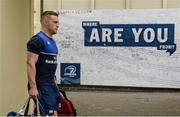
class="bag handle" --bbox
[17,97,41,116]
[36,97,41,116]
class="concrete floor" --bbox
[65,91,180,116]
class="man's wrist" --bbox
[30,85,37,89]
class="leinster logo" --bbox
[61,63,80,85]
[64,65,77,77]
[82,21,176,55]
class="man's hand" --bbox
[29,87,39,98]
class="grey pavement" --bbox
[65,90,180,116]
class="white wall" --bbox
[34,0,41,34]
[0,0,2,112]
[0,0,32,115]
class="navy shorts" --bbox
[37,85,60,115]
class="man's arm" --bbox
[27,51,39,98]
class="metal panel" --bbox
[61,0,91,10]
[95,0,125,9]
[167,0,180,8]
[42,0,180,11]
[43,0,58,11]
[130,0,163,9]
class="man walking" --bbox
[27,11,60,116]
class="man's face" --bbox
[46,15,59,35]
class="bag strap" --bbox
[17,97,30,115]
[17,97,41,116]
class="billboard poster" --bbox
[54,9,180,88]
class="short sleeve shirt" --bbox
[27,31,58,85]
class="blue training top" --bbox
[27,31,58,85]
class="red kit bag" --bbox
[57,90,77,116]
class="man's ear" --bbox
[42,17,49,26]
